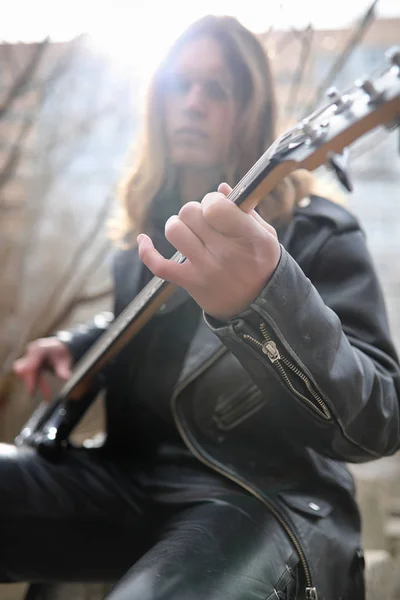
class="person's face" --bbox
[163,36,238,170]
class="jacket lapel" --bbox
[175,314,226,389]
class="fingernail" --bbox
[137,234,144,244]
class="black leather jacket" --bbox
[61,196,400,599]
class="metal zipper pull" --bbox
[242,324,331,419]
[306,586,318,599]
[262,340,281,362]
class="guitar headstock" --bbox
[230,47,400,212]
[277,46,400,174]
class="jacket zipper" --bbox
[242,321,331,420]
[171,347,318,600]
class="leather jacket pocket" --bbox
[213,382,265,431]
[278,491,333,519]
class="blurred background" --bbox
[0,1,400,598]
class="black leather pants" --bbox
[0,442,301,599]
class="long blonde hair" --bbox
[112,15,333,243]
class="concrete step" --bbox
[0,583,112,600]
[350,455,400,500]
[349,454,400,551]
[365,549,396,600]
[385,516,400,553]
[353,475,389,549]
[384,515,400,598]
[0,583,27,600]
[388,498,400,516]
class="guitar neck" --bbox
[61,272,178,400]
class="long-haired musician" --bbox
[7,15,400,600]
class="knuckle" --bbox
[203,192,217,202]
[178,201,200,222]
[203,197,225,221]
[153,262,169,280]
[165,215,181,240]
[203,191,224,205]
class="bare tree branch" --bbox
[0,37,49,120]
[35,192,113,329]
[273,26,308,54]
[0,117,33,193]
[44,243,113,336]
[0,37,82,203]
[38,36,84,100]
[301,0,378,116]
[259,26,274,45]
[1,42,22,76]
[7,38,91,286]
[0,202,23,213]
[284,25,314,119]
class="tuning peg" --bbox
[386,46,400,69]
[327,148,353,192]
[326,87,352,113]
[356,78,383,103]
[300,119,324,144]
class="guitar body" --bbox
[15,387,101,461]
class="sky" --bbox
[2,0,399,75]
